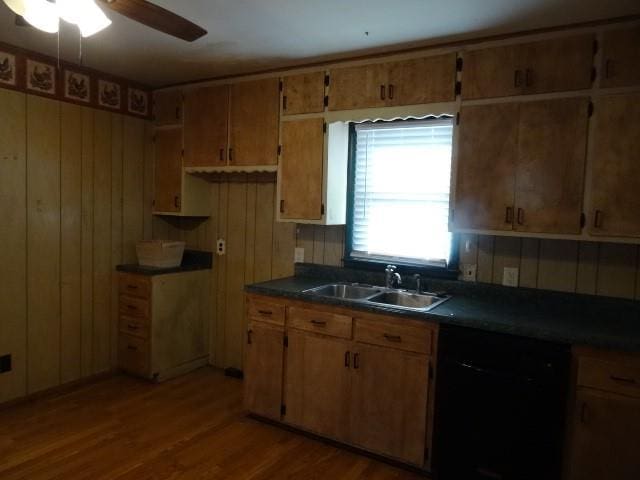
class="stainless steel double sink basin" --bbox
[303,283,450,312]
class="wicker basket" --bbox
[136,240,185,268]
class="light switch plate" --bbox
[502,267,519,287]
[294,247,305,263]
[216,239,226,256]
[462,263,477,282]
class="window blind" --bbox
[351,118,454,266]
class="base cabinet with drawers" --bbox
[244,293,437,469]
[118,271,210,381]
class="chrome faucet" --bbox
[413,274,422,294]
[385,265,402,289]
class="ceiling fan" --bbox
[4,0,207,41]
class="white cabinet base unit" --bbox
[118,270,210,382]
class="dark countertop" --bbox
[245,264,640,352]
[117,249,212,276]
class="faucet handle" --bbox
[385,264,396,272]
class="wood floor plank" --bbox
[0,369,421,480]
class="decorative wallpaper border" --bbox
[0,41,150,119]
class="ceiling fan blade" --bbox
[99,0,207,42]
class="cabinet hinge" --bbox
[456,112,460,125]
[456,57,463,72]
[591,67,597,83]
[580,212,586,229]
[324,74,330,86]
[588,102,594,118]
[279,80,283,92]
[284,335,288,347]
[323,122,327,133]
[323,96,329,108]
[281,404,287,415]
[455,81,462,96]
[321,203,325,216]
[277,145,282,156]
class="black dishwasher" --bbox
[433,325,570,480]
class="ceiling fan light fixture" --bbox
[22,0,59,33]
[58,0,111,37]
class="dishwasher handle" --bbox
[455,360,535,383]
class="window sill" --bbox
[343,257,460,280]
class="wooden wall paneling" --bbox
[26,95,61,393]
[151,215,169,240]
[296,224,315,264]
[215,183,229,367]
[122,116,146,262]
[312,226,326,264]
[323,226,344,266]
[143,123,154,239]
[253,182,274,283]
[476,235,495,284]
[243,183,257,358]
[458,233,478,267]
[519,238,540,289]
[59,103,83,383]
[92,110,112,374]
[491,236,521,285]
[537,240,578,293]
[0,89,27,403]
[207,183,220,366]
[110,113,124,369]
[596,244,638,299]
[224,182,248,369]
[272,220,296,279]
[80,107,94,378]
[576,242,599,295]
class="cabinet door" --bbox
[462,45,522,100]
[153,90,182,126]
[589,93,640,236]
[568,389,640,480]
[229,78,280,166]
[244,321,284,420]
[522,34,594,94]
[284,330,351,442]
[328,64,388,110]
[282,72,325,115]
[601,26,640,89]
[386,53,456,106]
[183,85,229,168]
[514,98,589,234]
[153,128,182,213]
[454,104,518,231]
[280,118,324,220]
[350,343,430,466]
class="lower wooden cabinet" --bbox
[243,294,437,469]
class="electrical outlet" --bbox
[462,264,477,282]
[216,239,226,256]
[294,247,305,263]
[0,354,11,373]
[502,267,519,287]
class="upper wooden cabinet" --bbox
[153,128,182,213]
[589,93,640,237]
[153,90,182,126]
[230,78,280,166]
[462,34,595,99]
[600,26,640,88]
[328,54,456,110]
[183,85,229,168]
[282,72,326,115]
[454,97,589,234]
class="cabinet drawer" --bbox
[354,317,432,355]
[119,273,151,299]
[119,295,150,319]
[578,356,640,398]
[288,306,352,339]
[118,334,149,376]
[119,315,150,339]
[247,297,285,326]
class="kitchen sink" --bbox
[368,291,450,312]
[304,283,383,300]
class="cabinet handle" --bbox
[127,345,137,351]
[127,324,139,330]
[388,84,394,100]
[380,85,386,100]
[247,329,253,345]
[283,95,288,111]
[580,402,588,424]
[174,196,180,209]
[353,353,359,369]
[505,206,513,224]
[517,208,524,225]
[310,319,327,327]
[525,68,533,87]
[228,148,233,163]
[514,70,522,87]
[280,199,285,213]
[344,351,350,368]
[383,333,402,343]
[257,309,272,316]
[610,375,636,385]
[594,210,603,229]
[127,305,137,311]
[219,148,224,162]
[126,284,138,290]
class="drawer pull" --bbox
[344,351,350,368]
[247,329,253,345]
[353,353,360,369]
[127,324,139,330]
[127,345,137,351]
[257,310,273,315]
[311,319,327,326]
[610,375,636,385]
[127,305,137,310]
[383,333,402,342]
[126,285,138,290]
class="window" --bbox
[346,117,455,269]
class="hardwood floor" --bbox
[0,367,424,479]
